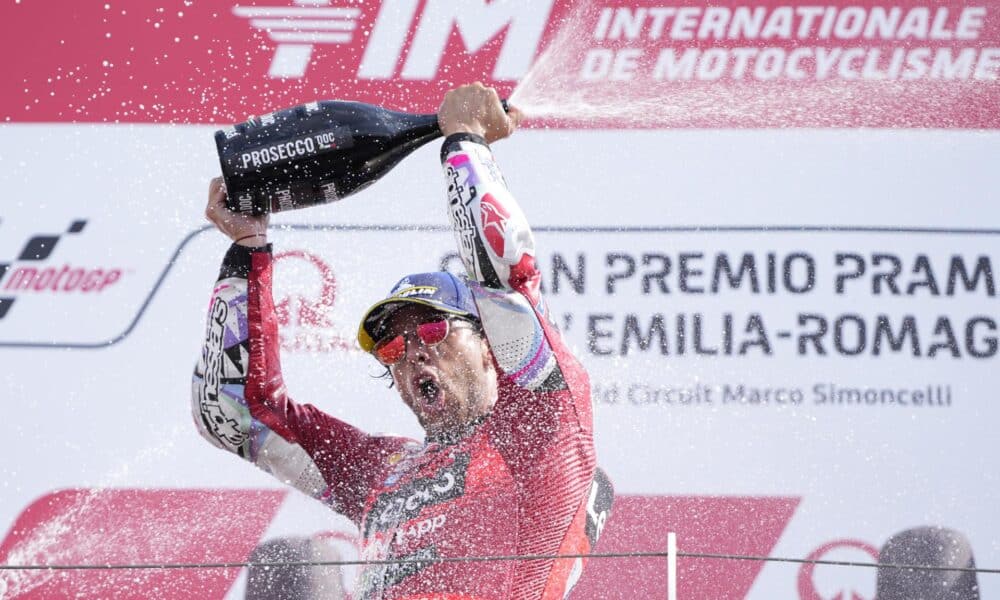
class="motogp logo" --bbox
[0,219,124,321]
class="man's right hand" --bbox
[438,83,522,144]
[205,177,269,246]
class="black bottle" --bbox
[215,101,441,215]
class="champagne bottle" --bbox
[214,100,442,215]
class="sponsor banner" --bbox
[235,225,1000,371]
[517,0,1000,127]
[1,0,558,124]
[0,124,996,599]
[0,489,286,599]
[0,490,797,599]
[3,0,999,127]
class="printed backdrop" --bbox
[1,1,998,598]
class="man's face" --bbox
[376,304,497,438]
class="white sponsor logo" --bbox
[199,298,249,450]
[586,479,609,541]
[236,0,554,79]
[313,131,339,149]
[238,193,254,213]
[240,137,317,169]
[379,470,457,524]
[275,188,294,211]
[363,514,448,559]
[579,6,999,83]
[398,513,446,541]
[393,285,438,298]
[369,455,468,535]
[445,164,481,280]
[320,182,339,202]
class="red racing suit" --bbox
[192,134,612,599]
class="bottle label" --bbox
[269,187,296,213]
[234,132,320,171]
[264,182,339,212]
[236,191,255,214]
[319,182,340,203]
[229,127,353,174]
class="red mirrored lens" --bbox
[416,319,449,346]
[373,319,454,365]
[373,334,406,365]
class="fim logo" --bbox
[234,0,552,79]
[0,220,123,320]
[234,0,362,78]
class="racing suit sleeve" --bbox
[190,243,409,524]
[440,133,581,393]
[441,133,541,305]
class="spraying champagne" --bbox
[215,99,508,215]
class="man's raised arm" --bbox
[435,85,588,397]
[436,85,542,303]
[191,178,409,524]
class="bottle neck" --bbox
[393,111,441,141]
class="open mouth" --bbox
[417,377,440,404]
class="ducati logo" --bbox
[234,0,555,79]
[273,250,353,353]
[798,539,880,600]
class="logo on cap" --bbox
[392,286,438,299]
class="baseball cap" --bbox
[357,271,480,353]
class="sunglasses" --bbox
[372,318,476,366]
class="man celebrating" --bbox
[192,84,612,599]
